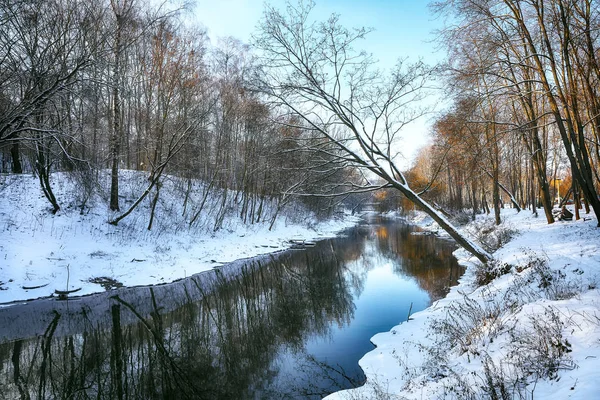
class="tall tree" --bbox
[434,0,600,225]
[0,0,98,212]
[109,21,209,227]
[108,0,136,211]
[254,1,492,263]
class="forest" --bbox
[2,1,600,398]
[1,0,599,255]
[0,0,356,233]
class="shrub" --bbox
[475,260,513,286]
[452,210,473,226]
[509,307,574,381]
[511,252,580,301]
[532,262,579,301]
[429,293,512,356]
[469,218,518,253]
[425,305,575,399]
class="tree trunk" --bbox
[530,129,554,223]
[482,188,490,214]
[471,180,478,220]
[109,10,123,212]
[573,183,580,221]
[34,141,60,214]
[530,156,538,217]
[109,172,161,226]
[189,170,218,227]
[394,182,493,264]
[483,169,521,212]
[147,179,161,230]
[492,161,501,225]
[269,197,283,231]
[182,178,192,216]
[10,142,22,173]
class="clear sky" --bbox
[192,0,445,165]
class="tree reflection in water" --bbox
[0,220,463,399]
[373,220,464,302]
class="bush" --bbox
[511,251,580,301]
[469,218,518,253]
[425,303,575,398]
[509,307,574,381]
[452,210,473,226]
[531,261,579,301]
[429,292,512,356]
[475,259,513,286]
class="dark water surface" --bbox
[0,216,463,399]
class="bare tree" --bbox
[0,0,99,212]
[253,1,492,264]
[437,0,600,224]
[107,0,189,212]
[108,0,136,212]
[109,21,209,227]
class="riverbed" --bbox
[0,216,463,399]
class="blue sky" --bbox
[194,0,443,66]
[192,0,444,163]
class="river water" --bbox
[0,216,463,399]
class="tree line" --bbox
[2,0,598,262]
[401,0,600,227]
[0,0,355,228]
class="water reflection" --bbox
[373,221,464,301]
[0,219,463,399]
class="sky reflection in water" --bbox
[0,218,463,399]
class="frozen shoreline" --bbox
[327,208,600,399]
[4,172,600,398]
[0,173,360,305]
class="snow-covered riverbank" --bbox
[0,172,359,305]
[328,208,600,399]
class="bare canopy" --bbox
[253,1,493,264]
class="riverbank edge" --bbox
[326,208,600,399]
[0,172,363,306]
[0,214,362,307]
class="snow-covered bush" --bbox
[531,261,580,301]
[479,353,525,400]
[428,292,513,356]
[468,217,518,253]
[474,259,513,286]
[425,299,575,399]
[509,307,574,381]
[451,210,473,226]
[508,251,582,301]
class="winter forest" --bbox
[1,0,600,398]
[1,0,599,240]
[1,0,351,231]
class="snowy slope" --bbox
[0,172,359,305]
[327,208,600,399]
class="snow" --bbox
[327,207,600,399]
[3,171,599,398]
[0,171,359,305]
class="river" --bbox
[0,216,463,399]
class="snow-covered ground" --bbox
[3,171,599,398]
[0,172,359,305]
[328,208,600,399]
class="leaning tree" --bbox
[253,1,492,264]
